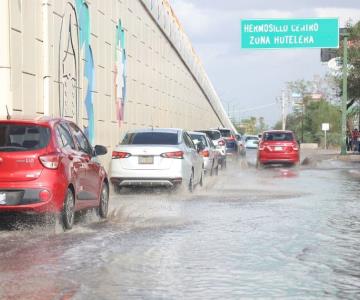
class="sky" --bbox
[169,0,360,126]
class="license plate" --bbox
[138,156,154,164]
[274,146,283,151]
[0,193,6,205]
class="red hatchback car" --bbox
[257,130,300,167]
[0,117,109,229]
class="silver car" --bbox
[189,131,220,176]
[196,129,227,169]
[110,128,204,192]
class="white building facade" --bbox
[0,0,233,152]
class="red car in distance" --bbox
[257,130,300,167]
[0,117,109,230]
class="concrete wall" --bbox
[1,0,233,153]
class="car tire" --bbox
[113,184,122,194]
[256,160,263,169]
[210,161,214,176]
[215,163,219,176]
[189,171,194,193]
[199,169,204,187]
[292,161,300,169]
[62,188,75,230]
[222,159,227,169]
[98,182,109,219]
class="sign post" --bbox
[340,32,349,155]
[322,123,330,150]
[240,18,339,49]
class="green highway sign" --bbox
[241,18,339,49]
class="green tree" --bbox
[257,117,268,133]
[338,21,360,110]
[277,100,341,146]
[239,116,257,135]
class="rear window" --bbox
[199,130,221,140]
[121,132,179,145]
[0,124,50,152]
[218,129,231,138]
[189,134,208,147]
[226,140,236,148]
[246,136,258,141]
[263,132,294,141]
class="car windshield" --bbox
[0,123,51,152]
[121,132,179,145]
[190,134,208,147]
[219,129,231,137]
[246,136,258,141]
[263,132,294,141]
[200,131,221,140]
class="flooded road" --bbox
[1,150,360,299]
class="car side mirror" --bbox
[197,142,205,153]
[94,145,107,156]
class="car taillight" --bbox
[200,150,209,157]
[292,144,299,151]
[39,153,61,169]
[160,151,184,159]
[218,140,225,146]
[258,143,265,151]
[112,151,131,159]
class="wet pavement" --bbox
[1,150,360,299]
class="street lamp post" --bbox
[340,32,349,155]
[301,101,304,143]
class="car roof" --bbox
[197,129,221,133]
[188,131,207,136]
[126,128,182,134]
[263,130,294,134]
[0,115,68,126]
[214,128,231,131]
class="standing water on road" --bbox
[0,150,360,299]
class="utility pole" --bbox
[281,90,287,130]
[301,101,304,143]
[340,32,349,155]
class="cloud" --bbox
[169,0,360,125]
[314,7,360,25]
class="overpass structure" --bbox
[0,0,234,152]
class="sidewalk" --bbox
[301,148,360,164]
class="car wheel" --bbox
[199,169,204,187]
[210,161,214,176]
[256,160,263,169]
[215,163,219,176]
[292,161,300,169]
[113,184,121,194]
[222,159,227,169]
[188,171,194,193]
[62,188,75,230]
[99,183,109,219]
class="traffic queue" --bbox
[0,116,299,230]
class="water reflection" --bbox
[0,157,359,299]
